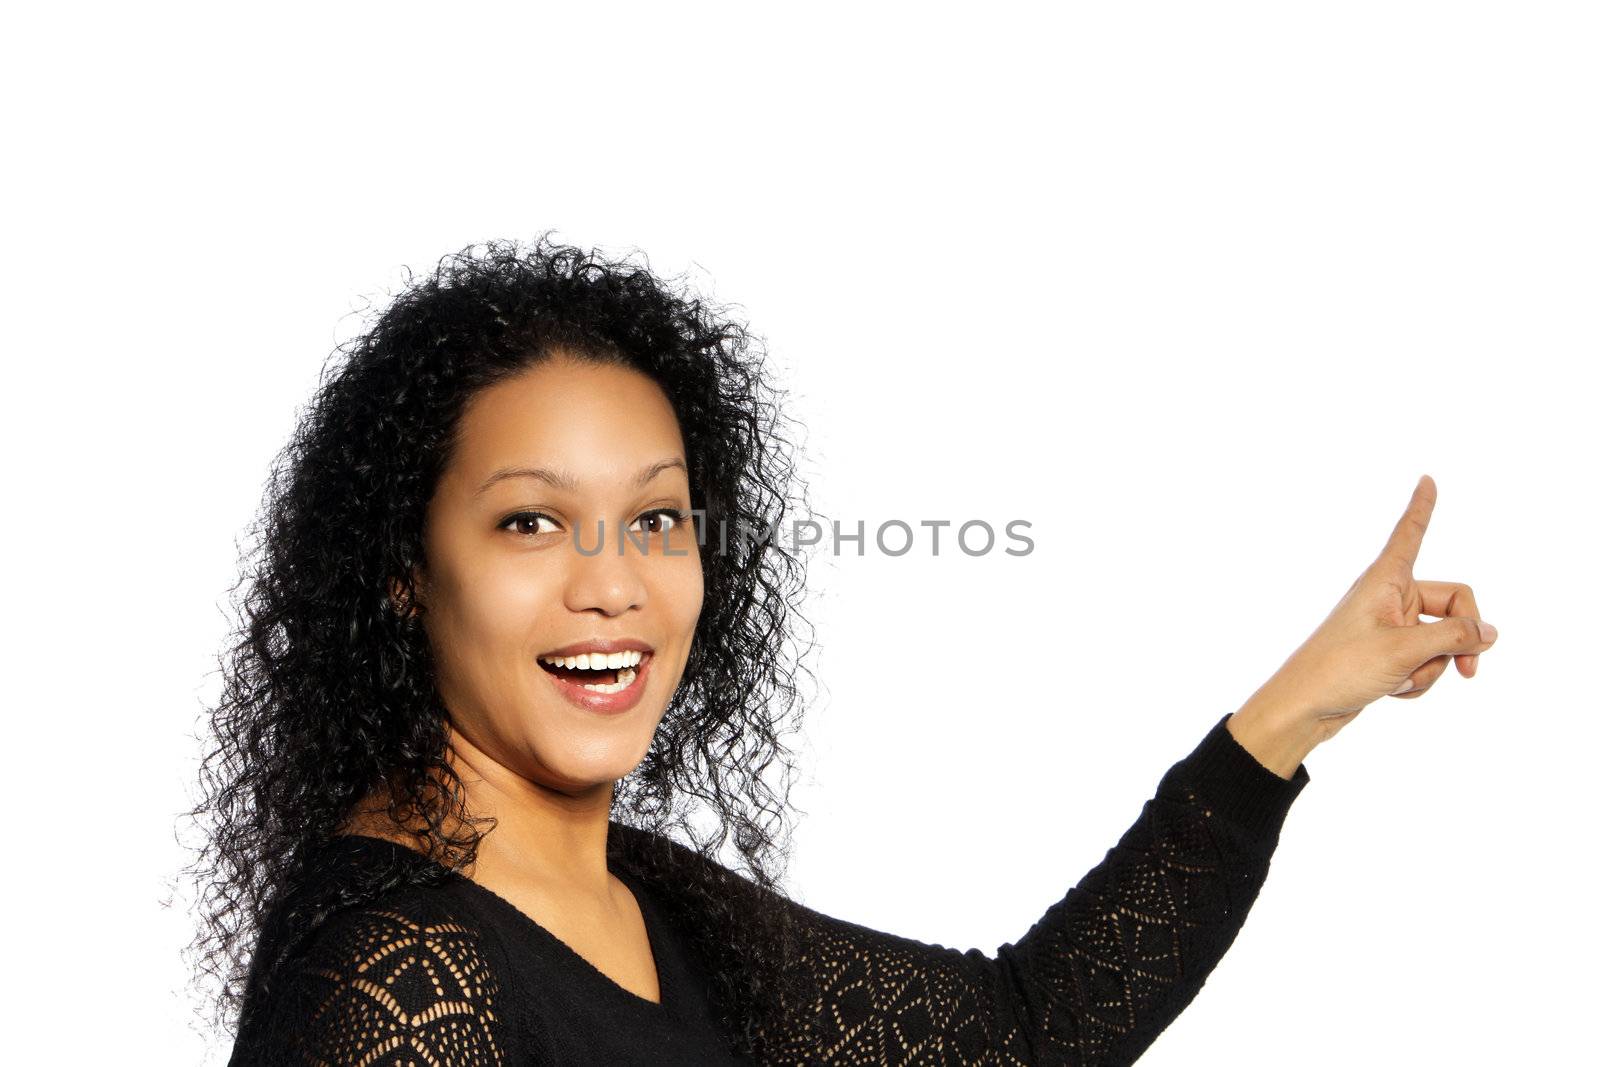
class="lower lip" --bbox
[539,652,654,715]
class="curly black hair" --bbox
[178,234,821,1059]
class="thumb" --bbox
[1393,615,1498,670]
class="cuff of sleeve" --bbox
[1172,712,1310,853]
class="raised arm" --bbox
[756,712,1310,1066]
[227,900,509,1067]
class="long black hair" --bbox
[179,235,821,1058]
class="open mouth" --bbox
[537,649,649,695]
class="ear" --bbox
[388,567,426,619]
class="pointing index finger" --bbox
[1381,474,1437,570]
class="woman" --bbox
[187,237,1496,1066]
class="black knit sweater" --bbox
[226,712,1309,1065]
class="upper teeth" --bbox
[539,650,645,670]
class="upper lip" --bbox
[539,638,654,659]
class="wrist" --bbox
[1228,687,1319,780]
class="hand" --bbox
[1229,474,1498,774]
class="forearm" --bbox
[752,715,1312,1066]
[1229,680,1322,779]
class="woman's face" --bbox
[413,352,703,797]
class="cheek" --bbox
[438,558,552,649]
[655,552,706,641]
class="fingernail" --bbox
[1477,621,1497,642]
[1391,679,1415,695]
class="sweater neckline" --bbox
[325,833,675,1016]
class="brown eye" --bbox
[631,509,684,535]
[500,511,559,536]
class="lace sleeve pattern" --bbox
[755,713,1310,1066]
[230,901,507,1067]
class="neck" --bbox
[340,722,619,905]
[443,721,618,902]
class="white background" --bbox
[3,2,1594,1063]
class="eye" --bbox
[499,511,561,536]
[631,508,686,535]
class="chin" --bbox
[531,735,652,786]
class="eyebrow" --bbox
[474,458,688,497]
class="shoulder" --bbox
[233,842,509,1066]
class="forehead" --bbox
[446,356,687,490]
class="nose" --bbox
[564,517,648,617]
